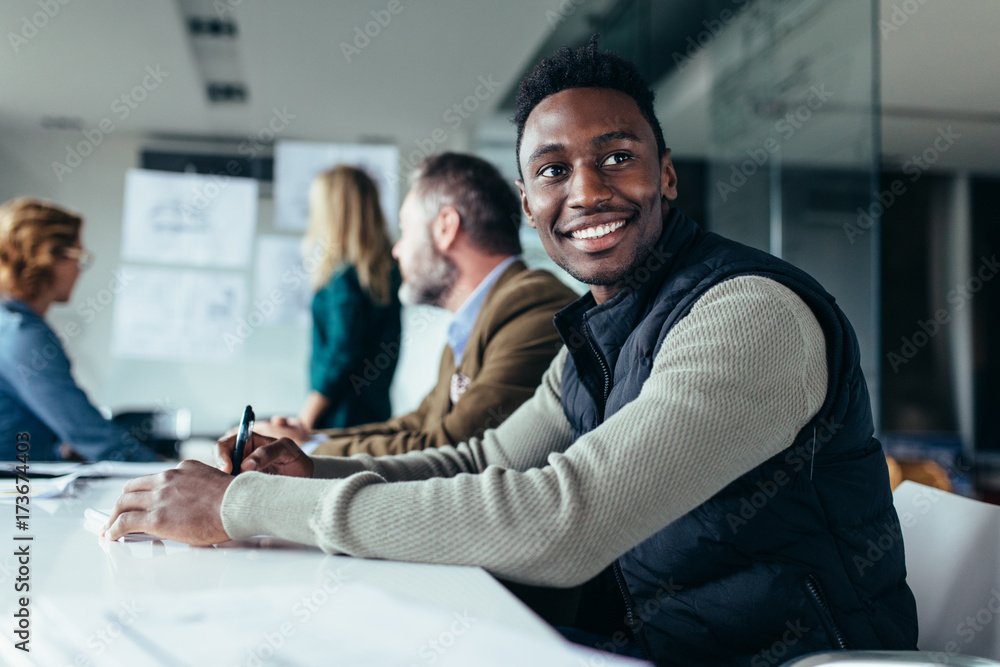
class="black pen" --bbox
[231,405,255,476]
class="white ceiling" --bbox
[0,0,560,147]
[1,0,998,173]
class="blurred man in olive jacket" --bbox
[257,152,578,458]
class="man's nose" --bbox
[566,166,612,209]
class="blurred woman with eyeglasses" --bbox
[0,197,157,461]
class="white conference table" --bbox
[0,465,645,666]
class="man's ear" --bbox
[432,205,461,252]
[660,148,679,203]
[516,179,537,229]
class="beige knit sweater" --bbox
[221,275,828,588]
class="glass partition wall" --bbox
[539,0,883,416]
[480,0,1000,494]
[694,0,881,425]
[481,0,882,419]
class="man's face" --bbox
[392,188,458,307]
[517,87,677,292]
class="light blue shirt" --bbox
[0,297,157,461]
[446,256,518,366]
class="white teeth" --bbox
[570,220,625,240]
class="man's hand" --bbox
[216,433,314,478]
[215,431,276,473]
[254,416,312,445]
[103,460,232,545]
[242,439,314,478]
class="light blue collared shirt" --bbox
[446,256,518,366]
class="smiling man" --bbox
[106,40,918,665]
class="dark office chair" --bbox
[110,408,191,459]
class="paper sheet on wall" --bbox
[273,140,399,233]
[253,235,313,326]
[110,266,247,362]
[121,168,257,267]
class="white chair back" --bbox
[893,482,1000,660]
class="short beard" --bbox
[399,245,459,308]
[560,242,654,288]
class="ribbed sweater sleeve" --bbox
[221,276,828,587]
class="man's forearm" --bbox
[221,278,826,588]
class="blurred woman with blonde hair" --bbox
[297,165,402,429]
[0,197,156,461]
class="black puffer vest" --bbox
[554,210,918,666]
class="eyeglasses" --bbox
[61,247,94,271]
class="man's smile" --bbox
[560,211,634,252]
[568,219,625,239]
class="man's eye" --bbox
[539,165,566,178]
[602,153,632,166]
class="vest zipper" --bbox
[804,575,849,650]
[613,560,652,659]
[586,321,642,653]
[583,320,611,417]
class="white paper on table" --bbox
[0,461,80,476]
[253,235,313,326]
[0,461,176,478]
[273,140,399,233]
[32,583,650,667]
[0,469,82,501]
[121,168,258,268]
[81,461,178,477]
[110,266,247,362]
[893,481,1000,659]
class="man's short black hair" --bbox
[513,35,667,177]
[412,152,522,256]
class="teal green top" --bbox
[309,263,402,429]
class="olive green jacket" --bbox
[313,261,577,456]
